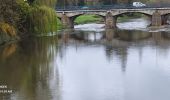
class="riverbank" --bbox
[75,15,102,24]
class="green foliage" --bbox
[0,0,59,38]
[29,6,58,35]
[56,18,63,30]
[16,0,32,34]
[17,0,58,36]
[75,15,102,24]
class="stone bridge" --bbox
[56,8,170,29]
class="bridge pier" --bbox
[61,14,74,29]
[105,12,116,29]
[151,11,162,26]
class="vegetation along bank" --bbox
[0,0,58,45]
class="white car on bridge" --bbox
[133,2,146,7]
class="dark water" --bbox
[1,29,170,100]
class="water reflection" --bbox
[104,29,117,41]
[0,37,61,100]
[117,30,152,41]
[1,29,170,100]
[57,30,170,100]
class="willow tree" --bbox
[26,0,58,36]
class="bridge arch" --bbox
[71,13,105,25]
[60,13,106,28]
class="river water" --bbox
[1,19,170,100]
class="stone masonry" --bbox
[56,8,170,29]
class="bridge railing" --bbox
[56,3,170,11]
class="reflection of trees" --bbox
[0,37,61,100]
[59,30,170,73]
[2,29,170,99]
[105,44,128,72]
[152,32,170,56]
[152,32,170,47]
[0,43,17,60]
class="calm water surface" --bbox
[1,23,170,100]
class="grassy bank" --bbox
[74,15,102,24]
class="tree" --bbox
[27,0,35,4]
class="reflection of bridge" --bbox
[59,29,170,47]
[56,7,170,29]
[58,29,170,72]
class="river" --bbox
[1,18,170,100]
